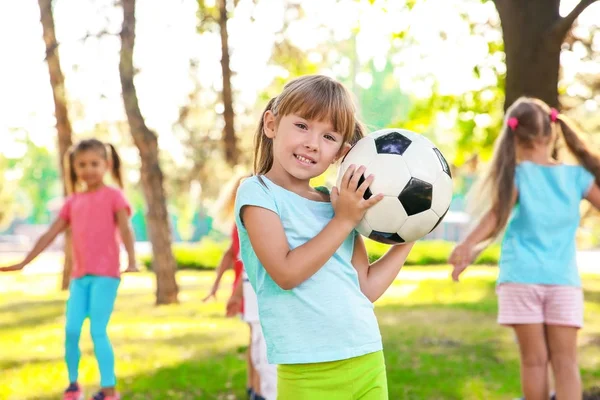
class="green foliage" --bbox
[140,239,500,271]
[12,139,61,224]
[394,81,505,167]
[386,4,507,167]
[1,139,61,226]
[357,60,411,130]
[365,239,500,266]
[140,238,230,270]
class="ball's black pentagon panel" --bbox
[368,230,405,245]
[357,174,373,200]
[374,131,412,156]
[429,208,449,233]
[433,147,451,178]
[398,178,433,216]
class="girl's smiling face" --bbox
[73,149,109,190]
[264,112,347,184]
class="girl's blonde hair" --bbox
[63,139,124,195]
[253,75,357,175]
[471,96,600,240]
[212,171,251,227]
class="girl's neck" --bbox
[518,146,557,166]
[265,170,310,192]
[83,182,106,193]
[264,170,326,201]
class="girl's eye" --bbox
[324,134,337,141]
[295,123,308,130]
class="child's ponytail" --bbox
[63,145,78,195]
[253,97,277,175]
[485,121,517,239]
[106,143,124,189]
[557,114,600,185]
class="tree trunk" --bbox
[218,0,238,166]
[493,0,598,110]
[119,0,179,305]
[37,0,73,290]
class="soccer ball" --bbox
[336,128,453,244]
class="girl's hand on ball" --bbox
[331,164,383,227]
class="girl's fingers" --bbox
[365,193,384,207]
[331,186,339,199]
[340,165,356,190]
[452,265,465,281]
[348,166,365,190]
[356,174,374,198]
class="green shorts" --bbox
[277,350,388,400]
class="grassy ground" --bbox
[1,267,600,400]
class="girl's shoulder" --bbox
[103,185,126,196]
[517,160,579,169]
[238,175,270,195]
[516,161,582,177]
[517,162,593,195]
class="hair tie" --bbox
[550,108,559,122]
[507,117,519,131]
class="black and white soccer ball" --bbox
[336,128,453,245]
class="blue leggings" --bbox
[65,276,120,387]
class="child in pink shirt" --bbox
[1,139,137,400]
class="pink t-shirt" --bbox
[59,186,131,279]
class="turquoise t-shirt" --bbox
[498,162,595,287]
[234,176,383,365]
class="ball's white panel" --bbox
[431,171,453,216]
[409,132,436,148]
[341,136,377,169]
[402,145,440,184]
[356,217,373,238]
[336,136,377,188]
[364,196,408,233]
[397,209,439,242]
[364,154,411,196]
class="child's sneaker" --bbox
[63,383,84,400]
[90,391,120,400]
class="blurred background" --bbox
[1,1,600,399]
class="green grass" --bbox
[1,267,600,399]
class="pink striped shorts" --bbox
[496,283,584,328]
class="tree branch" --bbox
[79,29,119,42]
[551,0,598,40]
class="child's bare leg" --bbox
[514,324,549,400]
[547,325,580,400]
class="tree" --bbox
[119,0,179,304]
[37,0,74,290]
[197,0,238,166]
[492,0,599,109]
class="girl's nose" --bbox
[303,134,319,151]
